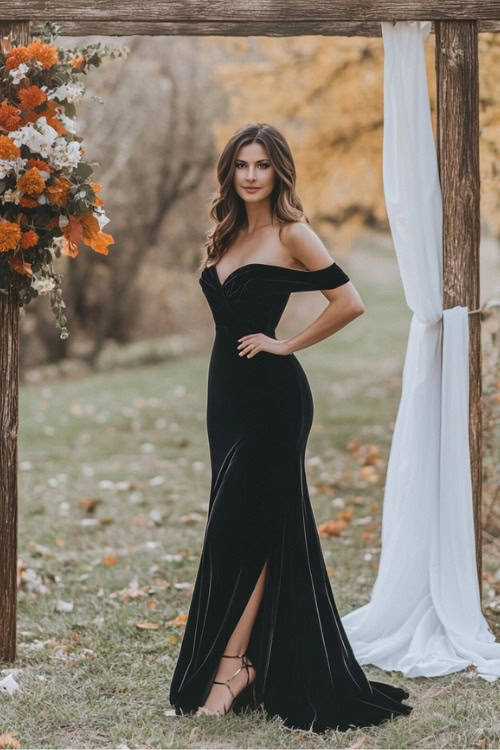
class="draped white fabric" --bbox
[340,20,500,682]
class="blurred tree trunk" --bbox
[23,35,222,367]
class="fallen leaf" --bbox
[178,512,205,524]
[338,509,353,521]
[78,497,102,513]
[346,439,360,451]
[360,465,380,482]
[171,613,188,626]
[0,730,21,749]
[317,519,348,537]
[135,621,160,630]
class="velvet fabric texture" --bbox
[169,260,413,733]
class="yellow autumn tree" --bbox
[203,33,500,249]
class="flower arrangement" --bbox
[0,22,129,338]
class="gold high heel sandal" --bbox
[195,652,255,716]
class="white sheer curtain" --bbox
[341,20,500,682]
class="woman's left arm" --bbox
[238,222,364,358]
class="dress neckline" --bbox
[210,260,336,288]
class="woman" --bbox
[169,122,413,733]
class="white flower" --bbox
[48,138,82,170]
[1,189,21,204]
[0,157,27,179]
[47,236,65,259]
[9,117,58,158]
[9,62,29,83]
[93,207,110,230]
[31,276,56,295]
[47,81,85,104]
[58,113,78,134]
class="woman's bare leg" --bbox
[200,560,267,714]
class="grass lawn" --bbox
[1,238,499,749]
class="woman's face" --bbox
[233,142,276,203]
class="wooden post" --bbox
[435,21,482,592]
[0,20,30,663]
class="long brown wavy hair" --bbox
[200,122,310,271]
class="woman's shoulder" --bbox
[280,218,318,251]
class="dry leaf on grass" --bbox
[171,613,188,626]
[102,553,118,566]
[135,621,160,630]
[78,497,102,512]
[0,731,21,749]
[178,512,205,524]
[338,509,353,521]
[317,519,348,537]
[110,575,152,603]
[360,465,380,483]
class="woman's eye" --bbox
[236,163,269,168]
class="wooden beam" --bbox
[27,19,500,37]
[1,0,500,25]
[435,21,482,591]
[0,20,30,664]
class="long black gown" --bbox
[169,259,413,733]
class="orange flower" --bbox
[20,230,39,249]
[19,196,39,208]
[25,40,58,69]
[0,135,20,160]
[5,46,31,71]
[18,85,47,110]
[27,158,51,173]
[0,101,22,132]
[71,56,86,69]
[17,167,46,197]
[47,177,71,207]
[0,221,21,252]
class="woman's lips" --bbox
[244,187,260,192]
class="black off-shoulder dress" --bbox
[169,260,413,733]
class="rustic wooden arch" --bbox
[1,1,499,663]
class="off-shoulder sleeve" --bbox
[264,260,350,295]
